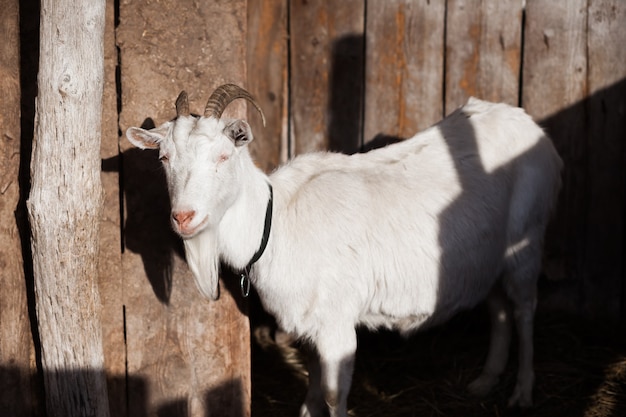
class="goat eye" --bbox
[159,154,169,162]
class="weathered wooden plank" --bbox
[364,0,445,143]
[291,0,365,154]
[247,0,289,170]
[0,0,39,415]
[584,0,626,320]
[117,0,251,415]
[99,0,126,415]
[445,0,524,112]
[522,0,588,312]
[28,0,110,415]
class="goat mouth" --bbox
[174,215,209,239]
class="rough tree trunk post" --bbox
[26,0,110,416]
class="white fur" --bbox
[127,97,562,417]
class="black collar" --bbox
[240,183,273,297]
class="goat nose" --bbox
[172,210,195,228]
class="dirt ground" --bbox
[250,302,626,417]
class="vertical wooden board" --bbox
[0,0,38,415]
[364,0,445,143]
[522,1,587,116]
[445,0,523,112]
[247,0,289,171]
[99,0,125,415]
[521,1,587,311]
[584,0,626,320]
[290,0,365,154]
[117,0,251,416]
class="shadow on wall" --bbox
[102,118,183,305]
[538,77,626,321]
[14,0,44,416]
[327,34,364,154]
[129,375,247,417]
[327,34,405,153]
[0,366,247,417]
[102,120,184,304]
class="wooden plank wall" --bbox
[365,0,445,140]
[249,0,626,322]
[247,0,289,170]
[290,0,365,154]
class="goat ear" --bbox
[224,119,254,147]
[126,122,171,150]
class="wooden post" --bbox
[26,0,110,416]
[0,0,39,415]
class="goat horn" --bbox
[204,84,266,127]
[176,91,190,117]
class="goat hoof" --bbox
[299,402,324,417]
[507,385,533,408]
[299,405,312,417]
[467,374,498,397]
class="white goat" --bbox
[126,84,562,417]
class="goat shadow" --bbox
[103,117,182,305]
[0,365,248,417]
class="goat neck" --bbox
[182,150,270,301]
[217,154,272,273]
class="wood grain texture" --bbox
[522,0,588,311]
[522,1,587,116]
[584,0,626,320]
[27,0,110,416]
[364,0,445,142]
[0,0,39,415]
[445,0,524,112]
[290,0,365,154]
[117,0,251,415]
[247,0,289,170]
